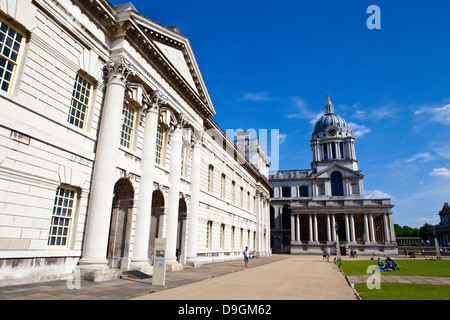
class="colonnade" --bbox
[78,58,271,274]
[78,59,202,271]
[290,212,395,244]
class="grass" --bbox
[339,259,450,277]
[355,283,450,300]
[339,258,450,300]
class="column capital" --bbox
[143,90,167,114]
[104,58,135,85]
[191,130,205,148]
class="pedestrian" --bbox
[421,248,425,258]
[404,248,408,257]
[326,246,331,262]
[243,246,250,267]
[322,248,327,261]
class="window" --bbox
[206,221,213,249]
[155,125,165,165]
[208,165,214,193]
[331,171,344,196]
[68,74,92,129]
[247,192,250,211]
[47,186,77,248]
[231,181,236,204]
[221,174,226,199]
[331,142,337,159]
[240,187,244,208]
[120,103,137,148]
[231,226,235,249]
[240,228,244,249]
[323,143,328,160]
[220,224,225,249]
[0,20,24,93]
[300,186,309,197]
[282,186,291,198]
[339,142,344,159]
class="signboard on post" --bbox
[152,238,167,286]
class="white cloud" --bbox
[287,97,315,119]
[414,103,450,124]
[365,189,393,199]
[429,167,450,178]
[347,122,371,138]
[415,217,440,224]
[405,152,435,163]
[279,133,287,144]
[242,92,274,102]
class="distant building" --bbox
[428,203,450,247]
[269,97,397,256]
[0,0,271,286]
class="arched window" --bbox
[331,171,344,196]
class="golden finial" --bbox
[324,93,334,113]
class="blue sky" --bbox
[111,0,450,228]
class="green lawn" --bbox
[355,283,450,300]
[339,259,450,300]
[339,259,450,277]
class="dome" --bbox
[312,96,349,136]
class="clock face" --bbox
[328,129,336,137]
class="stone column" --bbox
[345,214,350,242]
[186,131,203,265]
[165,114,187,267]
[369,213,376,243]
[130,91,165,270]
[309,214,313,243]
[255,191,262,254]
[350,214,356,243]
[331,214,336,242]
[79,59,134,269]
[383,212,391,243]
[296,214,301,242]
[326,214,331,242]
[364,213,370,243]
[388,211,396,243]
[291,215,296,241]
[313,214,318,243]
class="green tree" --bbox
[420,223,433,241]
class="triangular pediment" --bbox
[313,163,364,179]
[129,14,216,117]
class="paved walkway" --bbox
[0,255,356,300]
[133,255,356,300]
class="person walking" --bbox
[326,246,331,262]
[243,246,250,267]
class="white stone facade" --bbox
[0,0,271,286]
[269,98,398,256]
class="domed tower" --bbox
[310,95,358,173]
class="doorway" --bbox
[107,179,134,269]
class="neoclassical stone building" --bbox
[270,97,397,256]
[0,0,271,285]
[428,203,450,247]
